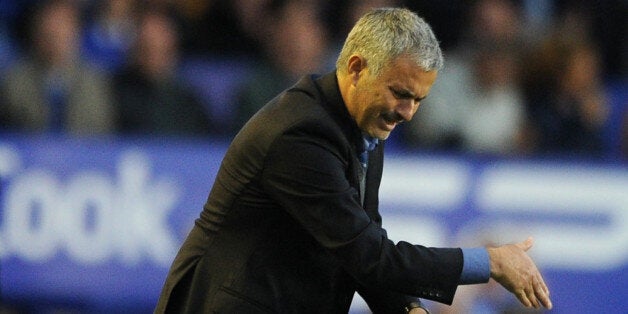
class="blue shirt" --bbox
[460,248,490,284]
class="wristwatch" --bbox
[404,301,430,314]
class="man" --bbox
[0,0,114,135]
[156,8,552,313]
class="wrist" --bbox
[487,246,501,279]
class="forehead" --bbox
[376,56,438,95]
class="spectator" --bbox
[458,41,527,155]
[0,0,115,135]
[81,0,138,73]
[553,0,627,82]
[404,0,528,155]
[233,0,330,132]
[528,35,608,157]
[112,6,212,137]
[172,0,267,58]
[522,9,610,157]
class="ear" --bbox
[347,55,367,85]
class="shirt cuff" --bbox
[459,247,490,284]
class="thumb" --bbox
[516,236,534,252]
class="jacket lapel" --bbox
[313,72,367,207]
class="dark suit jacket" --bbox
[155,72,463,313]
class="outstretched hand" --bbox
[487,237,553,310]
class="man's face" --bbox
[347,55,438,140]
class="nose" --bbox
[395,99,418,122]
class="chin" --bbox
[373,132,391,141]
[364,125,391,140]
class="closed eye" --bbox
[389,87,426,103]
[390,87,411,99]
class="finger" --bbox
[515,290,532,308]
[525,284,540,309]
[536,272,550,296]
[524,236,534,251]
[535,275,553,309]
[534,271,550,298]
[536,285,553,309]
[541,275,550,297]
[515,236,534,251]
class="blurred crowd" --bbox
[0,0,626,160]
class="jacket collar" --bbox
[313,71,366,153]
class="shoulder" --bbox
[246,76,336,134]
[227,77,351,161]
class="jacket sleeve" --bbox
[261,127,463,304]
[357,284,428,314]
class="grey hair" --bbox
[336,7,444,76]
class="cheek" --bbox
[354,85,388,122]
[375,94,398,116]
[353,100,378,130]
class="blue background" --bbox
[0,135,626,313]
